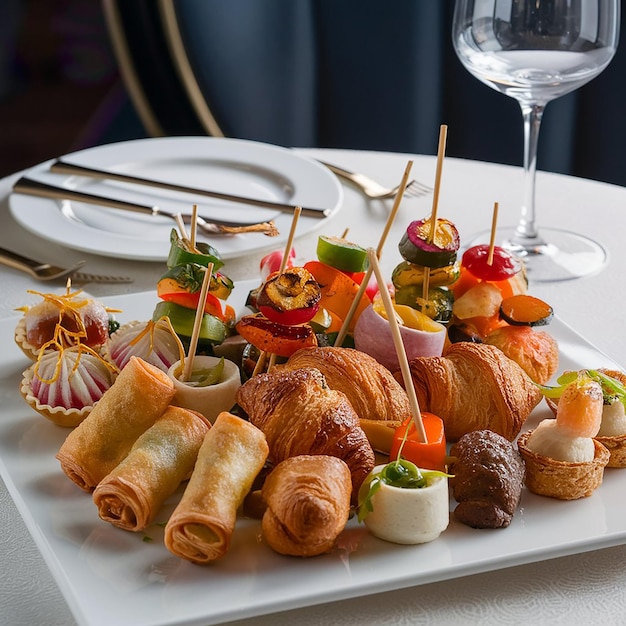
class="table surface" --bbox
[2,146,625,626]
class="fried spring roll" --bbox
[92,406,211,531]
[56,356,176,492]
[164,412,268,564]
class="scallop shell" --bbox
[104,320,184,372]
[21,347,116,427]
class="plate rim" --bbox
[8,137,343,262]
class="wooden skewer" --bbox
[422,124,448,308]
[190,204,199,249]
[333,160,414,347]
[487,201,499,266]
[175,213,189,242]
[181,262,214,381]
[259,206,303,374]
[367,248,427,443]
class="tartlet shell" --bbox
[517,430,610,500]
[20,366,94,428]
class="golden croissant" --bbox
[236,367,375,499]
[283,347,412,422]
[262,455,351,557]
[401,342,542,442]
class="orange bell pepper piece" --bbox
[389,412,447,472]
[303,260,371,331]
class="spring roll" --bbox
[92,406,211,531]
[56,356,176,492]
[164,412,268,564]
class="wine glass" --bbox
[452,0,620,281]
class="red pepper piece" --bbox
[235,313,318,357]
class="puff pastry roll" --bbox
[236,367,375,500]
[402,343,542,442]
[164,412,268,563]
[92,406,210,532]
[56,356,176,492]
[283,346,412,422]
[262,455,351,557]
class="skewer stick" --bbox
[190,204,199,249]
[341,227,350,239]
[487,201,499,266]
[422,124,448,308]
[181,262,214,381]
[174,213,190,242]
[333,160,414,347]
[367,248,427,443]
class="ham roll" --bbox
[164,412,268,564]
[93,406,211,532]
[56,356,176,492]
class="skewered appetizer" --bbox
[392,217,461,323]
[237,265,320,360]
[518,372,610,499]
[448,244,527,342]
[152,230,236,353]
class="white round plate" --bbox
[9,137,343,262]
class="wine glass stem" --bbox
[514,102,545,243]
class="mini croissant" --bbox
[283,346,412,422]
[262,455,351,557]
[236,367,375,499]
[401,342,542,442]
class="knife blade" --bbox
[48,159,331,218]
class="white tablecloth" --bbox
[1,147,625,626]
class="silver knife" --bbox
[48,159,331,218]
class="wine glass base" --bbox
[465,227,608,283]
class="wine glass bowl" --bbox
[453,0,620,281]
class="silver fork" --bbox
[320,161,432,199]
[0,247,134,283]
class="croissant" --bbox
[236,367,375,499]
[262,455,351,557]
[401,342,542,442]
[283,347,412,422]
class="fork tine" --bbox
[403,180,432,198]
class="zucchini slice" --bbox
[499,294,554,326]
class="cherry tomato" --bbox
[461,245,521,282]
